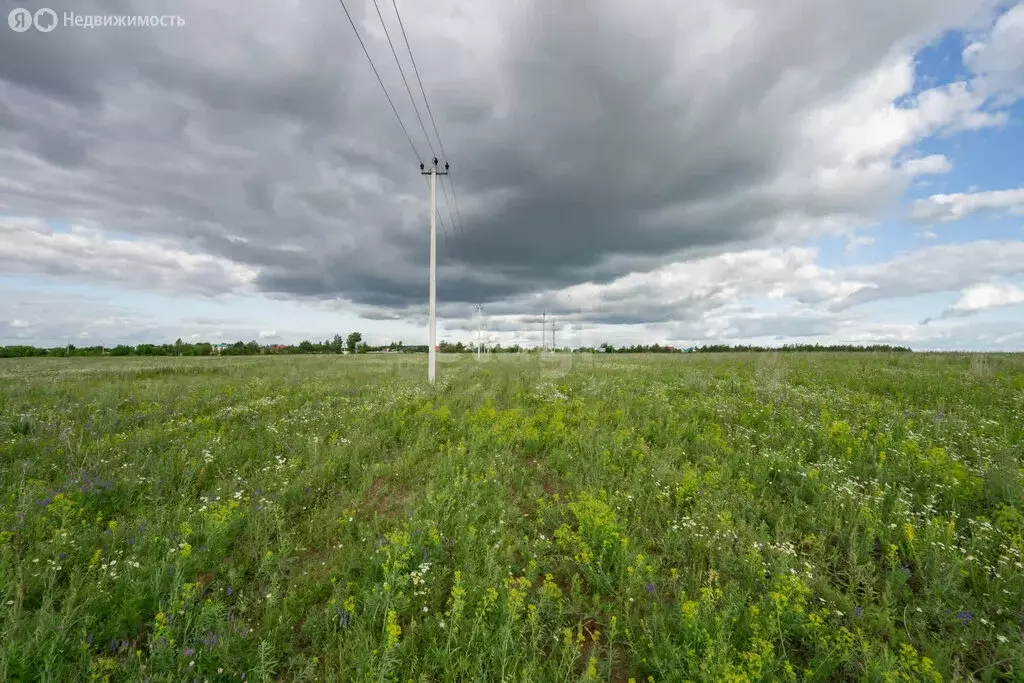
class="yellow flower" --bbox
[385,609,401,648]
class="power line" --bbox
[390,0,466,237]
[336,0,422,162]
[372,0,461,243]
[370,0,436,159]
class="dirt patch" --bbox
[194,571,216,586]
[362,475,410,519]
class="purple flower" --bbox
[59,552,67,560]
[184,647,194,657]
[226,586,233,596]
[645,582,656,594]
[854,606,863,618]
[958,610,974,624]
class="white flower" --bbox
[423,605,429,613]
[996,635,1008,644]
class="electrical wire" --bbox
[336,0,422,162]
[391,0,467,237]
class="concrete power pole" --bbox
[475,304,484,360]
[542,311,546,351]
[421,158,449,384]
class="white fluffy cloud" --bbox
[902,154,953,175]
[948,282,1024,314]
[964,3,1024,98]
[911,187,1024,221]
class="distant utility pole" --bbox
[421,157,448,384]
[541,311,547,351]
[552,316,556,351]
[475,304,484,360]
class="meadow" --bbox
[1,352,1022,682]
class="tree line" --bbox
[1,338,912,358]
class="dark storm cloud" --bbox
[0,0,1008,315]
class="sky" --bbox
[1,0,1023,350]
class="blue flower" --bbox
[854,606,863,618]
[957,610,974,624]
[645,582,656,594]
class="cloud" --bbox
[838,240,1024,307]
[845,235,876,252]
[0,217,257,295]
[963,3,1024,99]
[901,154,952,175]
[947,282,1024,315]
[911,187,1024,221]
[258,330,277,338]
[915,230,938,239]
[0,0,1016,313]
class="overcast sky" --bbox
[2,0,1023,349]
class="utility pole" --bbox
[421,158,448,384]
[552,316,556,352]
[475,304,484,360]
[542,311,546,351]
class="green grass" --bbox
[1,352,1022,681]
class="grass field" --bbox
[1,353,1022,681]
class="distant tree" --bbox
[346,332,362,354]
[298,340,315,354]
[331,334,344,354]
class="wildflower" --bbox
[184,647,194,657]
[854,606,863,618]
[645,583,656,594]
[957,610,974,624]
[997,635,1008,644]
